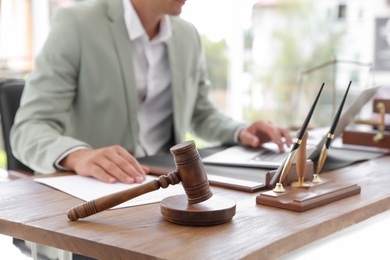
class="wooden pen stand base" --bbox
[256,178,361,212]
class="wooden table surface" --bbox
[1,155,390,260]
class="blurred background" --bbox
[1,0,390,168]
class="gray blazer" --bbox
[10,0,243,174]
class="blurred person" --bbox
[11,0,292,185]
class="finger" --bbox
[115,147,147,176]
[261,126,286,152]
[103,146,146,183]
[239,129,260,147]
[85,164,117,184]
[280,128,293,146]
[115,155,147,183]
[269,133,285,152]
[96,158,137,184]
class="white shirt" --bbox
[123,0,173,156]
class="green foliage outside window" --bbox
[246,0,345,128]
[0,150,6,169]
[202,36,228,90]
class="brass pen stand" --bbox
[343,98,390,149]
[256,144,361,212]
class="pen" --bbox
[273,82,324,192]
[314,81,351,181]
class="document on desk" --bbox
[34,175,185,209]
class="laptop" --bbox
[202,86,380,168]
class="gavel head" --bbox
[170,140,213,204]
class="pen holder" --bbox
[258,155,360,212]
[256,178,361,212]
[257,82,362,211]
[258,145,361,212]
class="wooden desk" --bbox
[1,156,390,259]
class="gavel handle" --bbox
[67,171,180,221]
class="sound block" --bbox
[160,194,236,226]
[256,178,361,212]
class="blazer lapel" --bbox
[105,0,139,149]
[167,29,185,144]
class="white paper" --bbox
[34,175,185,209]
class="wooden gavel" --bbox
[67,141,213,221]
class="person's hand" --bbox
[60,145,149,184]
[238,120,293,153]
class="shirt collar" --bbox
[123,0,172,43]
